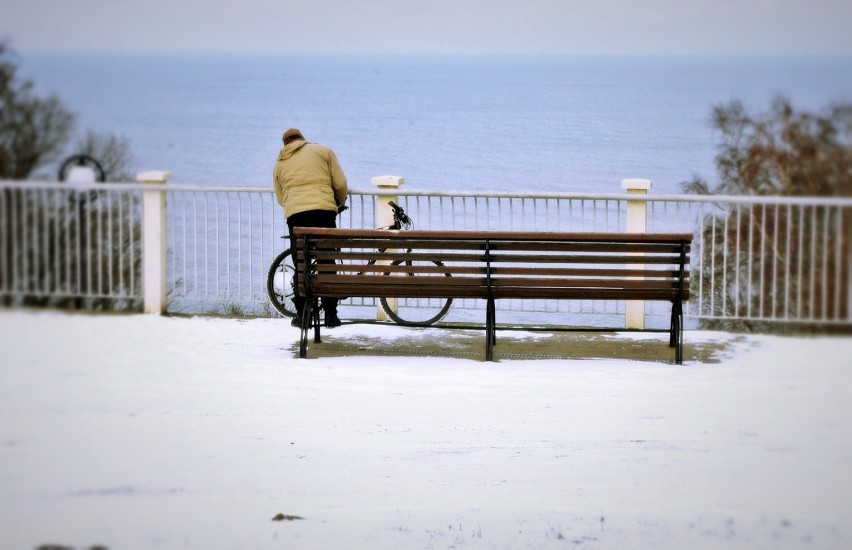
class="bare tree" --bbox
[0,42,75,179]
[75,130,137,182]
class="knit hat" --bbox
[282,128,304,142]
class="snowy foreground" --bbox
[1,309,851,549]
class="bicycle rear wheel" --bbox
[379,260,453,326]
[267,249,297,317]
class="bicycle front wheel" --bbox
[266,249,297,318]
[380,260,453,326]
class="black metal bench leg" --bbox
[672,301,684,364]
[485,297,496,361]
[312,297,322,344]
[489,299,497,347]
[298,301,312,358]
[669,300,677,348]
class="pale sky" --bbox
[3,0,852,55]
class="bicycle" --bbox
[266,201,453,326]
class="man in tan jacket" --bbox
[273,128,348,328]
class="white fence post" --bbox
[138,171,172,314]
[372,175,404,320]
[622,178,651,330]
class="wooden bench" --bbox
[293,228,692,363]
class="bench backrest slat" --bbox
[304,248,689,263]
[297,228,692,242]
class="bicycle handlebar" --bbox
[387,201,412,228]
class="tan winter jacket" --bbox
[273,139,348,219]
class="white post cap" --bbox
[621,178,652,191]
[371,175,404,188]
[137,171,173,184]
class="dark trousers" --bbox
[288,209,339,315]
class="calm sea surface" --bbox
[18,53,852,195]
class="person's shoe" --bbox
[290,314,303,328]
[324,312,342,328]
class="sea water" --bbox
[18,52,852,195]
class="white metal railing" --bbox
[0,181,143,309]
[2,179,850,329]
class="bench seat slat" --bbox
[308,262,687,279]
[492,278,688,290]
[493,288,685,300]
[311,272,688,287]
[312,275,483,287]
[309,284,685,301]
[309,274,689,294]
[311,268,686,280]
[310,284,492,299]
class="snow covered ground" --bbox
[1,308,851,549]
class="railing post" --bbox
[622,178,651,330]
[138,171,172,314]
[372,175,404,320]
[847,207,852,322]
